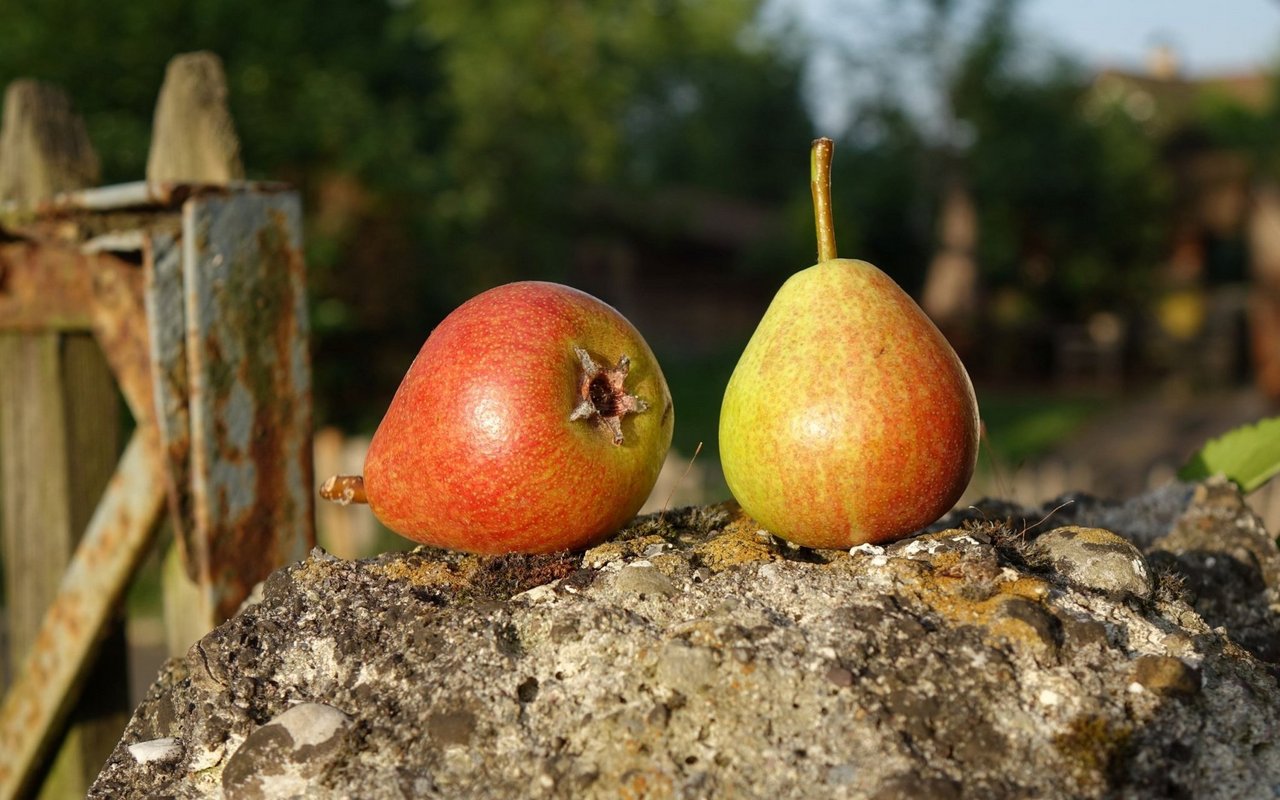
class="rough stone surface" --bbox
[1025,526,1154,600]
[92,478,1280,799]
[221,703,350,800]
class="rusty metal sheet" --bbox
[0,180,294,221]
[183,190,315,620]
[85,252,156,426]
[43,181,178,212]
[0,427,168,800]
[0,241,154,425]
[143,231,195,573]
[0,242,95,330]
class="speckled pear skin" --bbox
[719,258,979,549]
[364,281,674,554]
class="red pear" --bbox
[326,281,673,554]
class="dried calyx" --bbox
[569,346,649,445]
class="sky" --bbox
[1022,0,1280,76]
[767,0,1280,134]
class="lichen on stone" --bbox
[91,478,1280,799]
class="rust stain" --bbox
[186,194,314,622]
[143,231,198,578]
[0,240,157,421]
[88,251,156,426]
[0,242,95,330]
[0,185,315,798]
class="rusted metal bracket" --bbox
[0,182,315,607]
[0,181,315,795]
[181,191,314,619]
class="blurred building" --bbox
[1089,47,1279,399]
[569,186,783,356]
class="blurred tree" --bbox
[0,0,810,426]
[415,0,810,294]
[786,0,1172,372]
[0,0,449,426]
[951,17,1172,320]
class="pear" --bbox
[321,281,673,554]
[719,139,979,548]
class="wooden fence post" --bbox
[0,56,315,797]
[0,80,128,799]
[147,51,244,185]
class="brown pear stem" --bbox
[810,137,838,262]
[319,474,368,505]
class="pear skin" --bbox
[322,281,674,555]
[719,140,979,548]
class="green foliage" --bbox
[808,0,1176,318]
[978,392,1109,466]
[5,0,1264,434]
[414,0,808,294]
[0,0,806,429]
[949,18,1170,318]
[827,105,933,292]
[1178,417,1280,494]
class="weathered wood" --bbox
[160,540,213,657]
[143,232,199,604]
[0,79,128,798]
[38,338,129,800]
[146,52,244,184]
[0,428,167,800]
[0,242,156,421]
[1247,181,1280,402]
[0,80,99,205]
[921,180,979,338]
[0,335,76,657]
[0,242,96,332]
[0,334,129,799]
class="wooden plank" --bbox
[0,336,75,659]
[146,52,243,184]
[35,336,129,800]
[159,540,213,657]
[0,428,167,800]
[146,50,249,650]
[85,251,157,427]
[182,191,315,622]
[0,81,98,207]
[142,233,195,562]
[0,78,130,798]
[0,334,131,799]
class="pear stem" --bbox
[810,137,837,263]
[319,474,368,505]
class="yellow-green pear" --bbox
[719,138,979,548]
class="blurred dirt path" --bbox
[1054,385,1276,498]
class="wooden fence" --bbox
[0,52,314,799]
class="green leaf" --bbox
[1178,416,1280,494]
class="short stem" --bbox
[810,137,837,262]
[319,474,367,505]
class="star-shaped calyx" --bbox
[569,346,650,445]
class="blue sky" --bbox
[765,0,1280,134]
[1022,0,1280,75]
